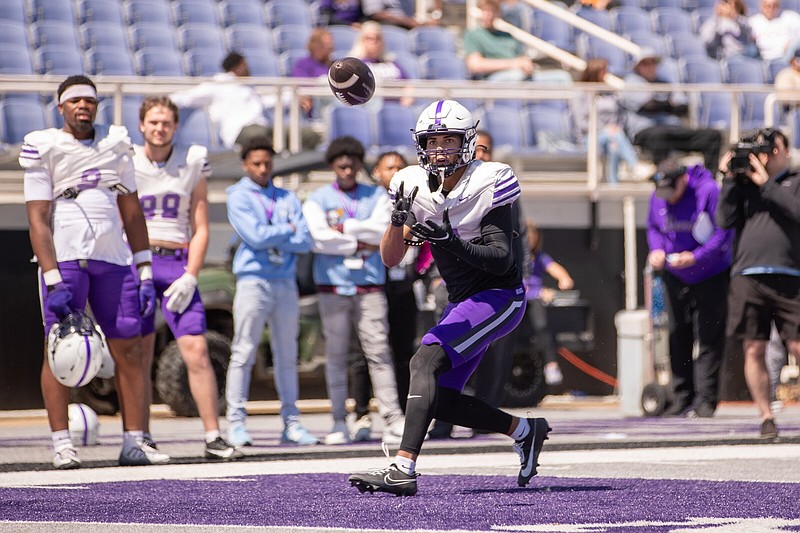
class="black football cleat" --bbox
[513,417,551,487]
[349,464,419,496]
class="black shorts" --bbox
[726,274,800,341]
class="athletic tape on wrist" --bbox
[132,249,152,266]
[137,264,153,281]
[43,269,63,286]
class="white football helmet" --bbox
[47,312,105,388]
[413,100,479,177]
[94,325,115,380]
[68,403,99,446]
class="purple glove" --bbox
[46,283,73,320]
[139,279,156,318]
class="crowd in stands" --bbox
[3,0,800,180]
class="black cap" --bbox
[653,166,687,199]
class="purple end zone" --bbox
[1,475,799,530]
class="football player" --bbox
[22,75,166,469]
[348,100,550,496]
[132,96,241,461]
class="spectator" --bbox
[749,0,800,62]
[170,52,320,151]
[291,28,336,121]
[350,21,414,106]
[699,0,760,60]
[646,159,733,418]
[576,58,644,184]
[349,151,417,442]
[302,136,406,445]
[774,48,800,112]
[224,138,318,447]
[319,0,364,26]
[715,127,800,439]
[22,75,167,469]
[362,0,441,29]
[524,220,574,387]
[132,96,242,460]
[620,48,723,174]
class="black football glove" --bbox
[391,181,418,227]
[410,208,456,247]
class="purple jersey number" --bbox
[139,193,181,220]
[77,168,101,191]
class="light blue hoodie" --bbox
[226,176,312,280]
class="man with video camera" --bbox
[715,127,800,439]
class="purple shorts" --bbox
[422,285,526,391]
[40,260,141,339]
[140,252,206,338]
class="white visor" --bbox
[59,85,98,105]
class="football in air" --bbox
[328,57,376,106]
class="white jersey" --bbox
[389,160,521,241]
[132,144,211,244]
[21,125,137,266]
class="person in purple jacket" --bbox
[646,159,734,418]
[291,28,335,121]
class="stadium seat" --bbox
[0,20,28,48]
[272,24,313,54]
[531,11,576,54]
[80,21,130,52]
[219,0,265,27]
[172,0,219,26]
[327,25,358,55]
[124,0,172,25]
[574,6,613,30]
[651,7,694,34]
[611,6,651,34]
[265,0,313,29]
[667,32,708,60]
[280,49,307,76]
[184,48,227,76]
[0,0,25,23]
[326,106,373,149]
[177,23,226,55]
[29,0,76,23]
[692,8,714,32]
[0,99,48,145]
[392,51,420,79]
[381,25,412,55]
[625,32,669,59]
[697,92,733,129]
[657,56,681,83]
[783,0,800,10]
[409,26,456,56]
[31,21,82,51]
[226,24,274,55]
[527,104,580,152]
[97,97,144,145]
[419,51,467,80]
[577,35,628,77]
[176,108,219,148]
[641,0,682,10]
[375,103,417,148]
[246,50,281,77]
[766,58,789,84]
[478,105,532,151]
[691,0,719,9]
[85,46,136,75]
[679,56,722,83]
[76,0,124,25]
[128,23,179,52]
[0,44,34,74]
[135,47,186,76]
[722,56,766,84]
[45,99,63,128]
[35,46,85,75]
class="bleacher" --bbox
[0,0,796,177]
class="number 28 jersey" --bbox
[132,144,211,244]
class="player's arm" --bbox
[380,224,412,267]
[186,177,209,278]
[26,200,57,273]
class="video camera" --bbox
[729,129,778,183]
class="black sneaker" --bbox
[349,464,419,496]
[760,418,778,439]
[205,437,245,461]
[513,417,551,487]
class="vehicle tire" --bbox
[503,349,546,408]
[155,330,231,417]
[70,377,120,416]
[641,382,669,417]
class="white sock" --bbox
[510,418,530,441]
[205,430,220,443]
[124,431,144,448]
[394,455,415,475]
[52,430,72,451]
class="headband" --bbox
[59,85,98,105]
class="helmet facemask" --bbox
[413,100,479,182]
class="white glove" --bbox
[163,273,198,314]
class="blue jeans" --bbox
[599,127,638,184]
[225,277,300,427]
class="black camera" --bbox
[729,130,776,183]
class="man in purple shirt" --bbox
[291,28,335,121]
[646,160,734,418]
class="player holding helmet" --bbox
[23,75,167,469]
[348,100,550,496]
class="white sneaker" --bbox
[382,418,405,444]
[139,439,170,464]
[324,420,351,445]
[53,445,80,470]
[352,415,372,442]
